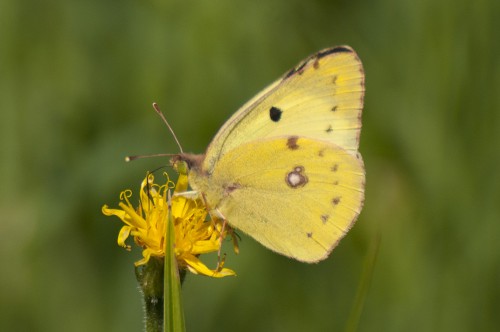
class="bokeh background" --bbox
[2,0,499,331]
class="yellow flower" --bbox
[102,172,236,278]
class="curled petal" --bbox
[117,226,132,250]
[183,254,236,278]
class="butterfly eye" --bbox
[269,106,282,122]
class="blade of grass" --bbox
[345,232,381,332]
[164,192,186,332]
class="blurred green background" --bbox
[2,0,499,331]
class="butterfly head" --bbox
[170,153,210,195]
[170,153,204,175]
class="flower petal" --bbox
[183,254,236,278]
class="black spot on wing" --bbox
[269,106,282,122]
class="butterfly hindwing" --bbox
[189,136,365,262]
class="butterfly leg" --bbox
[215,212,228,272]
[199,192,227,272]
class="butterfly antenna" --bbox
[125,153,176,162]
[152,102,184,153]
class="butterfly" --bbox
[173,46,365,263]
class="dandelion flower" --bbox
[102,172,236,278]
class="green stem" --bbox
[135,257,165,332]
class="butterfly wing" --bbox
[189,136,365,262]
[202,46,364,174]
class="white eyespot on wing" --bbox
[285,166,308,188]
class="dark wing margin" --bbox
[285,45,355,79]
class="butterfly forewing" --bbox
[202,46,365,174]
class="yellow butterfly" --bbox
[173,46,365,263]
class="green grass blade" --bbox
[164,197,186,332]
[345,233,381,332]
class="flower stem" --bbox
[135,257,164,332]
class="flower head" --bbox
[102,172,236,278]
